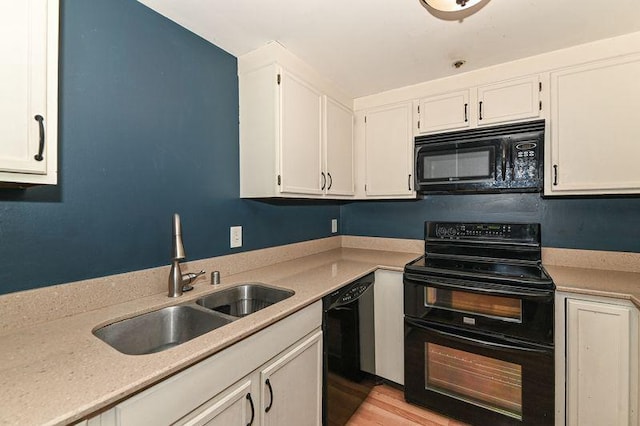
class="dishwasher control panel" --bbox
[328,273,374,308]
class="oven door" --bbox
[415,138,501,192]
[404,318,554,426]
[404,273,554,344]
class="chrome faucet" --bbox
[168,213,205,297]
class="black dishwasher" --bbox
[322,273,376,426]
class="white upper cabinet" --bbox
[548,54,640,195]
[279,69,324,196]
[363,102,415,198]
[239,43,354,199]
[0,0,58,186]
[324,96,354,196]
[239,65,323,198]
[476,76,541,126]
[415,75,541,135]
[416,90,470,133]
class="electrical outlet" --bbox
[230,226,242,248]
[331,219,338,233]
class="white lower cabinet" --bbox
[178,330,323,426]
[556,293,639,426]
[373,270,404,385]
[85,301,322,426]
[176,379,254,426]
[260,331,323,426]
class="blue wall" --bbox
[0,0,340,295]
[341,194,640,252]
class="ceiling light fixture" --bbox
[421,0,483,12]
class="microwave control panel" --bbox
[512,141,539,180]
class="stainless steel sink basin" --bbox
[93,305,234,355]
[196,283,294,317]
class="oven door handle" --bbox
[404,274,554,301]
[405,318,552,354]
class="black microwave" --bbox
[414,120,545,194]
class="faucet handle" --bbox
[181,270,206,292]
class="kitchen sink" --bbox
[196,283,294,317]
[93,305,234,355]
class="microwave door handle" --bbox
[501,143,507,181]
[405,318,550,354]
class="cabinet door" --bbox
[0,0,52,176]
[549,55,640,195]
[279,70,323,195]
[373,270,404,385]
[176,380,254,426]
[260,331,323,426]
[239,64,279,198]
[417,90,470,134]
[477,76,540,126]
[324,96,354,196]
[566,299,632,426]
[364,102,414,197]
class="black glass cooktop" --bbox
[405,255,553,287]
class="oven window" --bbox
[425,287,522,321]
[426,343,522,419]
[422,149,491,180]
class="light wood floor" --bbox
[346,384,469,426]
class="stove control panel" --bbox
[428,222,540,243]
[435,223,512,238]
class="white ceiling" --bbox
[137,0,640,98]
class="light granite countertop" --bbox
[1,239,638,426]
[0,247,419,426]
[547,264,640,307]
[542,246,640,307]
